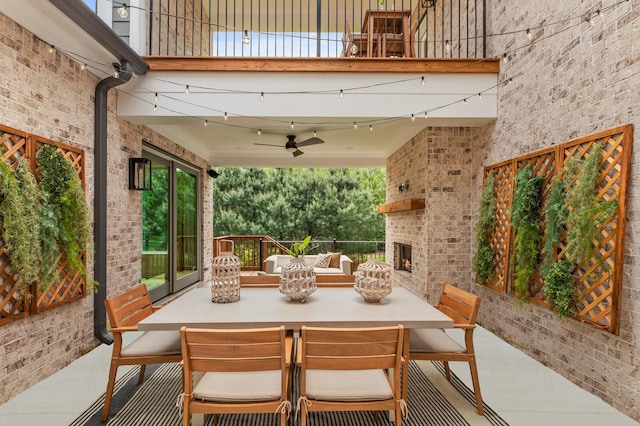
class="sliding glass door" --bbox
[141,150,201,301]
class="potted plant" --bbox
[286,235,313,258]
[280,236,317,302]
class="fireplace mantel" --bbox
[376,198,425,214]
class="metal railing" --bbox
[213,235,386,271]
[147,0,486,58]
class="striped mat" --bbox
[73,361,508,426]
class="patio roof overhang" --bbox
[119,57,499,168]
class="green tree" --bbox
[213,167,386,241]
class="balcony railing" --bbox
[213,235,386,271]
[148,0,486,58]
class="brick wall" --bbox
[386,127,476,303]
[0,12,212,403]
[474,1,640,420]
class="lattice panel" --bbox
[481,125,631,334]
[483,162,512,293]
[516,148,557,305]
[556,130,628,332]
[0,127,87,323]
[32,137,87,313]
[0,125,30,324]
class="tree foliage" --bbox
[472,172,496,284]
[212,168,386,241]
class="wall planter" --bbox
[473,172,496,285]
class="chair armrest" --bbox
[339,256,353,274]
[453,324,476,330]
[110,326,139,333]
[296,337,303,365]
[285,335,294,366]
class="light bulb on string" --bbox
[242,30,250,44]
[313,130,317,137]
[153,104,157,111]
[369,125,373,132]
[290,121,295,130]
[339,89,344,99]
[424,111,428,119]
[117,3,128,18]
[445,40,451,52]
[526,29,532,40]
[411,114,415,122]
[502,53,509,63]
[353,122,358,129]
[224,112,228,121]
[154,93,158,103]
[185,85,190,94]
[260,92,264,102]
[508,77,513,85]
[478,93,482,100]
[49,45,55,53]
[464,98,468,106]
[257,129,261,136]
[204,119,208,127]
[421,76,426,86]
[81,63,87,71]
[113,70,119,78]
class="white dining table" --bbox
[138,285,454,425]
[138,286,454,331]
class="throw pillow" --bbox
[314,253,332,268]
[328,252,342,268]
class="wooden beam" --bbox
[377,198,426,214]
[144,57,500,74]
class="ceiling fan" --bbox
[254,134,325,157]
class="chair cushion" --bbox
[193,370,282,402]
[314,253,332,268]
[306,369,393,401]
[327,252,342,268]
[120,330,181,357]
[410,329,465,353]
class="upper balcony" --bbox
[141,0,487,60]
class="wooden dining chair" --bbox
[402,283,484,415]
[102,284,182,421]
[297,325,405,426]
[179,325,293,426]
[342,21,374,57]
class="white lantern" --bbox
[279,257,317,302]
[354,259,392,303]
[211,240,241,303]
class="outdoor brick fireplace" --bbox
[394,243,412,273]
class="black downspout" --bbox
[94,62,133,345]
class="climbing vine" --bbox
[473,172,496,284]
[510,165,544,301]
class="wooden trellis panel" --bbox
[483,161,513,293]
[32,137,86,313]
[515,147,557,306]
[481,125,632,334]
[0,126,87,324]
[0,125,30,325]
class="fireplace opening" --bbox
[394,243,412,273]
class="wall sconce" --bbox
[129,158,152,190]
[398,181,409,192]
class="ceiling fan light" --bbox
[285,140,297,152]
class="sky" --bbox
[83,0,96,11]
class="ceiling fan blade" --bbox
[292,149,304,157]
[254,143,284,147]
[296,137,325,147]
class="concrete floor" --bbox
[0,326,637,425]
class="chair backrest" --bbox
[436,283,481,327]
[105,284,154,329]
[181,326,287,373]
[300,325,403,371]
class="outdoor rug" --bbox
[73,361,508,426]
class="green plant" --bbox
[286,235,313,257]
[565,143,618,267]
[37,145,93,288]
[473,172,496,284]
[543,259,574,317]
[542,175,567,270]
[0,157,41,294]
[510,164,544,301]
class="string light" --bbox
[464,98,468,106]
[154,93,158,103]
[290,121,295,130]
[242,30,250,44]
[224,112,228,120]
[411,114,415,122]
[421,76,426,86]
[424,111,428,119]
[445,40,451,52]
[526,29,532,40]
[113,70,119,78]
[49,45,55,53]
[313,130,317,137]
[204,119,208,127]
[353,122,358,129]
[117,3,128,18]
[260,92,264,101]
[478,93,482,100]
[257,129,261,135]
[369,125,373,131]
[153,104,157,111]
[80,63,86,71]
[502,53,510,63]
[339,89,344,99]
[185,85,190,94]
